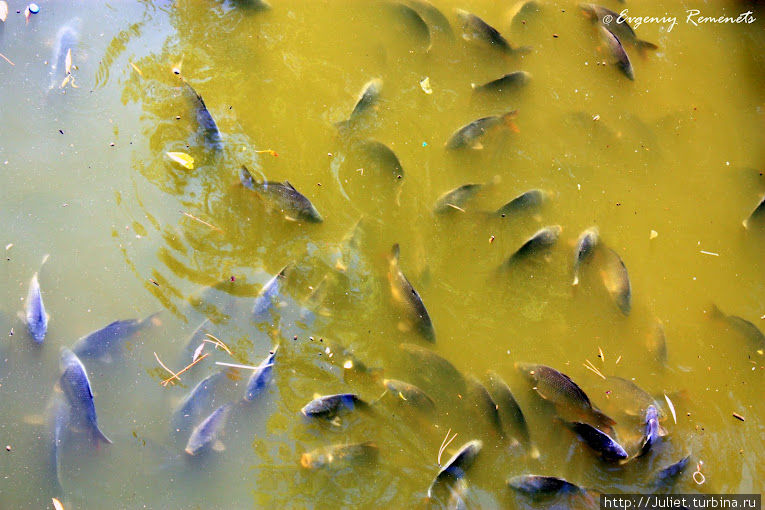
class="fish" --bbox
[638,404,661,457]
[405,0,453,40]
[399,343,465,393]
[647,319,668,365]
[486,371,537,457]
[24,272,48,343]
[653,455,691,487]
[427,439,482,498]
[181,78,224,151]
[505,225,562,264]
[336,78,383,129]
[244,346,278,401]
[572,227,600,285]
[599,25,634,81]
[710,304,765,351]
[466,376,503,438]
[601,376,656,418]
[48,395,70,494]
[388,2,431,50]
[388,244,436,342]
[359,139,404,180]
[455,10,527,54]
[182,318,212,362]
[71,312,161,361]
[445,111,518,150]
[300,393,366,418]
[48,19,80,90]
[507,1,542,28]
[434,184,483,214]
[507,475,583,497]
[564,421,628,462]
[579,4,658,53]
[599,246,631,315]
[240,165,323,222]
[58,348,111,445]
[742,195,765,228]
[516,363,615,430]
[493,189,549,218]
[252,265,290,317]
[446,478,469,510]
[184,404,230,455]
[300,441,379,469]
[383,378,436,414]
[170,370,227,438]
[472,71,531,95]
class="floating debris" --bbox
[167,151,195,170]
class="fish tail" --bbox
[140,310,163,329]
[636,39,658,55]
[527,443,541,460]
[93,426,113,445]
[501,111,520,133]
[389,243,401,264]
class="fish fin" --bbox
[658,425,668,437]
[140,311,163,329]
[572,275,580,286]
[527,444,541,459]
[283,181,296,191]
[93,427,113,445]
[636,40,658,55]
[212,440,225,452]
[470,141,484,150]
[277,264,290,278]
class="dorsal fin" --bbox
[283,181,296,191]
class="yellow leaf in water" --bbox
[52,497,65,510]
[0,1,8,22]
[65,48,72,75]
[166,152,194,170]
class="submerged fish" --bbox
[359,139,404,180]
[445,111,518,150]
[300,441,379,469]
[507,475,583,497]
[388,2,431,50]
[579,4,658,52]
[383,378,436,414]
[388,244,435,342]
[185,404,230,455]
[59,348,111,445]
[742,195,765,228]
[48,395,70,494]
[602,376,656,418]
[505,225,561,264]
[252,265,290,317]
[406,0,453,39]
[48,19,80,90]
[182,318,212,361]
[638,404,661,457]
[427,439,482,498]
[301,393,366,418]
[244,346,278,401]
[433,184,483,214]
[337,78,383,128]
[600,246,631,315]
[466,376,503,438]
[456,10,526,54]
[486,371,537,457]
[240,165,323,222]
[181,79,224,151]
[565,421,628,462]
[399,343,465,392]
[25,272,48,343]
[170,370,227,437]
[507,1,542,27]
[516,363,614,429]
[599,26,634,81]
[572,227,599,286]
[653,455,691,487]
[72,312,161,360]
[472,71,530,95]
[494,189,549,218]
[647,319,668,365]
[710,304,765,350]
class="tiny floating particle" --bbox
[419,77,433,95]
[649,230,658,239]
[28,3,39,14]
[732,412,745,422]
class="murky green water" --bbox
[0,0,763,508]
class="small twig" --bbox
[437,428,457,466]
[161,353,209,386]
[583,359,606,380]
[204,333,232,355]
[615,355,622,365]
[181,211,222,232]
[664,393,677,424]
[446,203,466,212]
[700,250,719,257]
[154,352,178,379]
[598,346,605,364]
[0,52,14,66]
[254,149,279,157]
[215,361,271,370]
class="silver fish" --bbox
[59,348,111,445]
[244,346,278,401]
[572,227,599,286]
[638,404,661,457]
[48,394,70,494]
[25,272,48,344]
[241,165,323,222]
[599,25,634,81]
[445,111,518,150]
[181,78,224,151]
[170,370,227,438]
[72,312,161,361]
[506,225,561,264]
[252,265,290,317]
[185,404,230,455]
[599,246,631,315]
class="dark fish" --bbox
[383,378,436,414]
[507,475,582,497]
[516,363,615,429]
[337,78,383,128]
[710,304,765,350]
[565,421,628,462]
[181,79,224,151]
[406,0,453,39]
[359,139,404,180]
[486,371,537,457]
[472,71,531,95]
[300,441,379,469]
[427,439,482,498]
[48,19,80,90]
[506,225,561,264]
[507,1,542,27]
[252,265,290,317]
[647,319,668,365]
[455,10,527,54]
[742,195,765,228]
[433,184,483,214]
[240,165,323,222]
[400,343,465,392]
[244,346,278,401]
[301,393,366,418]
[599,26,634,81]
[653,455,691,487]
[388,244,435,342]
[389,2,431,50]
[185,404,230,455]
[466,376,504,437]
[59,348,111,445]
[72,312,161,361]
[445,111,518,150]
[25,272,48,344]
[638,404,661,457]
[600,246,631,315]
[572,226,599,286]
[494,189,549,217]
[579,4,658,52]
[170,370,227,437]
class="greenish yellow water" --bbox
[0,0,763,508]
